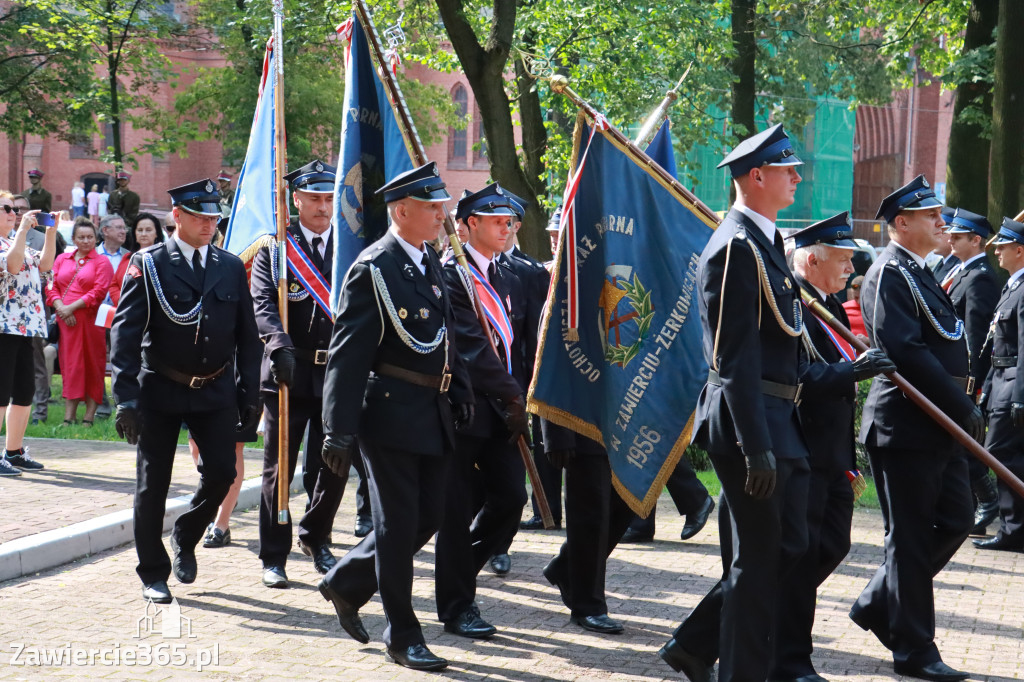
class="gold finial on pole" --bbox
[633,64,692,148]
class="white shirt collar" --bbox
[299,223,331,257]
[174,234,208,268]
[390,226,427,274]
[735,204,776,243]
[961,252,986,268]
[464,242,495,276]
[97,242,125,256]
[1008,267,1024,288]
[892,241,927,270]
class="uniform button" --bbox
[384,392,390,398]
[173,294,178,300]
[204,314,209,320]
[204,337,209,342]
[202,358,208,363]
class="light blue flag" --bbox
[223,40,279,261]
[529,121,713,514]
[330,14,415,312]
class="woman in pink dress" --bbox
[45,218,113,425]
[87,185,102,225]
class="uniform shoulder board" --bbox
[733,226,747,241]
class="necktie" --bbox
[311,236,325,272]
[192,249,205,288]
[420,252,431,278]
[488,261,497,283]
[773,232,786,257]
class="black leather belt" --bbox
[374,362,451,393]
[707,369,803,404]
[951,375,976,394]
[295,348,329,365]
[145,353,230,389]
[992,356,1018,368]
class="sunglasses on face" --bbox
[2,205,21,215]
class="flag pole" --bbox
[633,65,691,148]
[272,0,290,525]
[352,0,555,529]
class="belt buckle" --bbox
[793,382,804,407]
[188,376,205,389]
[439,372,452,393]
[314,349,328,365]
[966,376,975,396]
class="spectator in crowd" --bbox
[842,275,866,338]
[14,194,67,255]
[1,196,58,476]
[45,218,113,426]
[132,213,165,252]
[98,215,130,306]
[189,424,253,548]
[98,185,109,220]
[87,184,102,224]
[71,182,86,219]
[163,212,176,237]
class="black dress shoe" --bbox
[489,553,511,575]
[318,579,370,644]
[520,516,545,530]
[892,660,969,681]
[202,525,231,548]
[770,674,829,682]
[385,643,449,671]
[443,605,497,638]
[141,580,172,604]
[353,516,373,538]
[262,565,288,588]
[620,527,655,543]
[170,535,197,584]
[658,638,712,682]
[849,607,892,650]
[680,496,716,541]
[299,540,338,574]
[571,613,624,634]
[972,532,1024,552]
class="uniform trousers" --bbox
[673,453,809,682]
[772,467,854,678]
[983,409,1024,541]
[435,431,527,622]
[851,445,973,667]
[629,457,709,535]
[258,394,345,566]
[31,337,50,421]
[322,440,450,649]
[134,406,237,584]
[544,453,634,616]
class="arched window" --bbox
[449,84,468,167]
[472,103,487,167]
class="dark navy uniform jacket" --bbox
[110,239,261,413]
[694,207,809,460]
[442,252,526,439]
[859,242,974,451]
[795,275,858,474]
[946,255,999,387]
[251,223,334,398]
[501,245,549,387]
[981,277,1024,412]
[322,231,472,456]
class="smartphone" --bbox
[36,212,55,227]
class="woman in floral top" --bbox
[45,218,113,426]
[0,191,58,476]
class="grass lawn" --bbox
[8,376,264,449]
[695,469,879,510]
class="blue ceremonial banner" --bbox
[223,39,279,261]
[528,120,714,514]
[646,120,677,178]
[330,14,415,312]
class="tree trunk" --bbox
[946,0,998,215]
[730,0,757,138]
[105,3,123,170]
[988,0,1024,226]
[513,44,549,258]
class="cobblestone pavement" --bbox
[0,438,264,543]
[1,440,1022,680]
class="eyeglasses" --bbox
[2,205,21,215]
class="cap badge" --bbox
[922,178,930,188]
[315,161,324,172]
[495,186,503,195]
[432,165,439,177]
[398,307,408,319]
[205,181,214,193]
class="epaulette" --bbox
[360,243,386,263]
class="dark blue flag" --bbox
[330,14,414,312]
[645,120,677,179]
[529,121,714,514]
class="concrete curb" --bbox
[0,467,305,583]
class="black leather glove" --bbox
[269,347,296,387]
[1012,403,1024,428]
[452,402,475,431]
[322,435,357,477]
[115,401,141,445]
[237,403,261,434]
[546,448,575,468]
[744,449,777,500]
[503,395,532,445]
[851,348,897,382]
[959,404,986,443]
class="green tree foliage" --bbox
[20,0,191,170]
